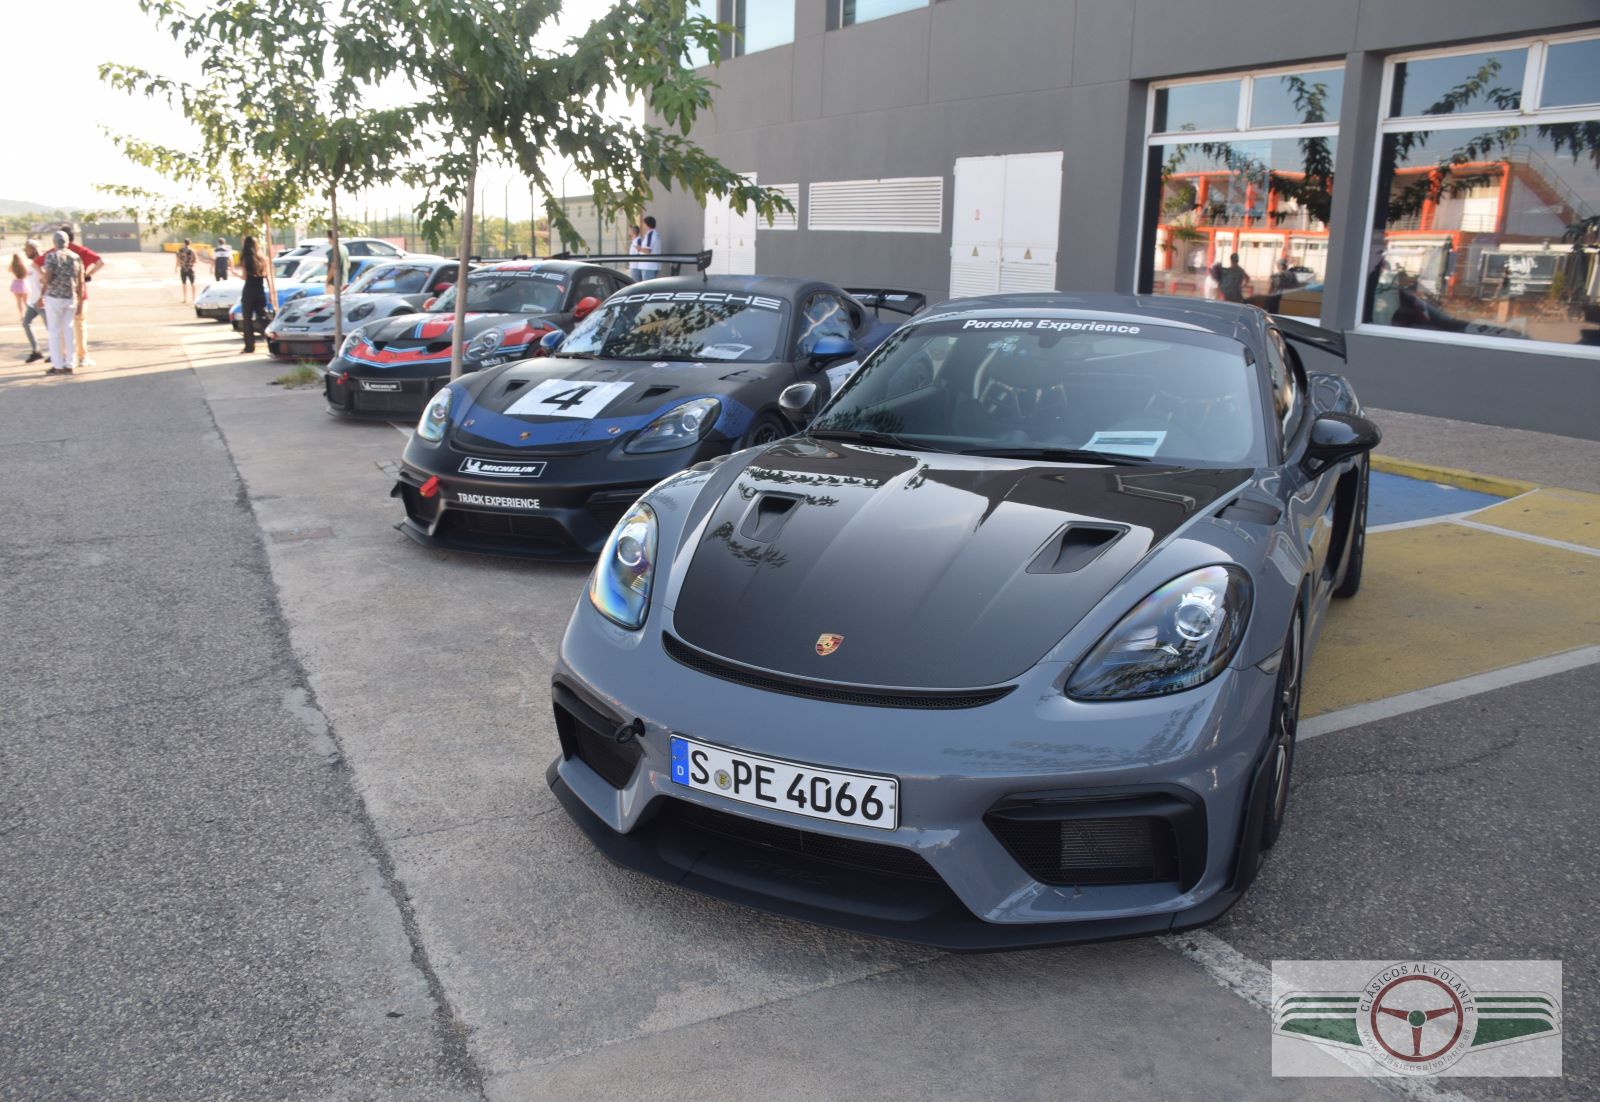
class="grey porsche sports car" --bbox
[547,292,1379,950]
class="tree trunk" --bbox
[262,217,277,304]
[449,160,478,380]
[331,187,344,353]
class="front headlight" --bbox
[416,385,454,443]
[338,331,365,358]
[588,501,658,629]
[348,303,375,322]
[465,328,503,360]
[624,398,721,454]
[1066,565,1252,701]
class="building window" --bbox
[1143,64,1343,319]
[734,0,794,56]
[843,0,928,27]
[1366,32,1600,350]
[686,0,718,68]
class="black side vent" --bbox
[1027,524,1123,575]
[640,385,676,400]
[739,494,799,542]
[1219,496,1282,525]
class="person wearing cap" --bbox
[39,229,84,376]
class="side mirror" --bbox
[422,296,437,310]
[779,382,819,426]
[1305,413,1381,470]
[539,329,566,354]
[573,295,601,320]
[808,334,857,367]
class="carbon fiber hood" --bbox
[670,438,1251,688]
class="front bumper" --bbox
[391,437,718,560]
[267,331,337,360]
[548,605,1282,950]
[195,304,233,321]
[323,361,446,421]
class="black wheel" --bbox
[1260,605,1303,851]
[739,411,791,449]
[1332,460,1368,599]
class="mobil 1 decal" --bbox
[503,378,633,419]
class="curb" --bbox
[1370,454,1538,498]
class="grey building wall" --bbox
[649,0,1600,439]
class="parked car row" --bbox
[239,249,1380,949]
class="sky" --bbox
[28,0,640,220]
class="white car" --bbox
[194,255,328,322]
[275,237,407,261]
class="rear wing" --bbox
[552,249,714,275]
[844,288,928,318]
[1271,314,1345,361]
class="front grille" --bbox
[353,389,424,413]
[986,816,1177,886]
[984,789,1205,889]
[662,634,1014,710]
[664,799,940,882]
[553,692,642,789]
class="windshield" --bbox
[558,290,789,362]
[811,316,1265,466]
[349,263,434,296]
[430,269,565,315]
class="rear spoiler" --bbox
[1271,314,1345,361]
[552,249,714,275]
[844,288,928,318]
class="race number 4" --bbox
[504,378,632,419]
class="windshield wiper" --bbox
[957,446,1154,465]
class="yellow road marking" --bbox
[1370,454,1535,497]
[1467,487,1600,552]
[1303,523,1599,717]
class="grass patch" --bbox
[272,361,323,388]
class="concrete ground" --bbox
[3,253,1594,1100]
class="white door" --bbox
[704,174,756,275]
[950,156,1005,298]
[950,153,1062,299]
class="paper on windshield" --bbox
[1083,430,1167,458]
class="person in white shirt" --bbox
[634,216,660,281]
[627,223,645,281]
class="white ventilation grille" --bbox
[762,184,799,231]
[808,177,944,233]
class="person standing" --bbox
[626,224,646,281]
[40,229,84,376]
[1218,252,1251,303]
[323,227,349,294]
[20,239,44,363]
[1269,258,1300,295]
[175,238,198,303]
[9,252,27,318]
[61,225,103,367]
[634,216,660,281]
[214,238,232,281]
[238,235,269,353]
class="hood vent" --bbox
[503,378,529,393]
[1027,524,1124,575]
[640,384,676,400]
[739,493,800,543]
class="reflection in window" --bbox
[1250,69,1343,127]
[686,0,718,68]
[1151,138,1337,315]
[1365,125,1600,347]
[735,0,794,55]
[1153,81,1241,133]
[843,0,928,27]
[1541,39,1600,109]
[1389,50,1526,117]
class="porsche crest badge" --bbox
[815,633,843,656]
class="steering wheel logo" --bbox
[1355,966,1478,1074]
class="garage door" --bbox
[949,152,1062,299]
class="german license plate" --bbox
[669,735,898,830]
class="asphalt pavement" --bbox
[2,252,1594,1101]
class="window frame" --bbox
[1138,60,1346,316]
[1356,29,1600,358]
[840,0,930,29]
